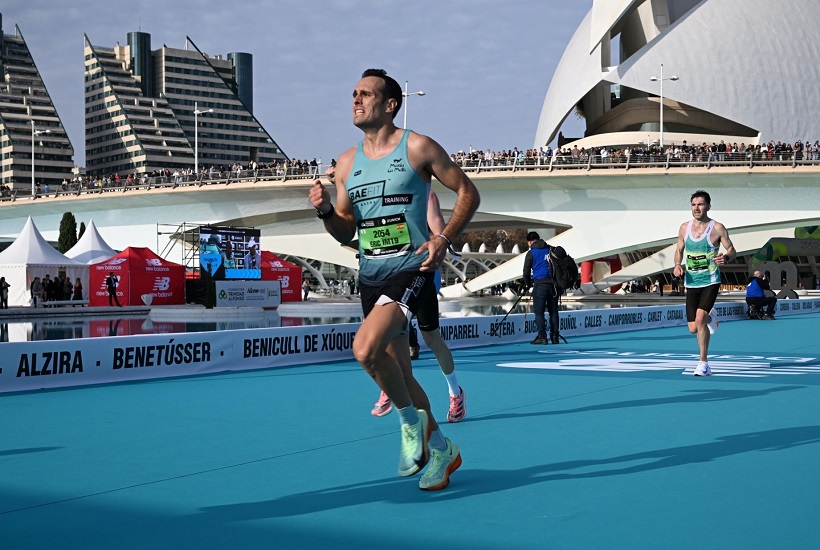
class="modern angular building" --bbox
[84,32,287,177]
[0,13,75,195]
[535,0,820,150]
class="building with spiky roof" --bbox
[0,13,75,195]
[84,32,287,177]
[535,0,820,151]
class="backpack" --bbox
[549,246,580,293]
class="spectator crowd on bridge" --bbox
[37,157,324,196]
[450,139,820,168]
[15,137,820,201]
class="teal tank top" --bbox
[683,219,721,288]
[347,130,430,285]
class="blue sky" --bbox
[2,0,590,167]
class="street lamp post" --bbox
[193,101,214,175]
[649,64,679,150]
[402,80,425,129]
[31,120,51,197]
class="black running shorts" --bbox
[685,283,720,322]
[359,270,435,324]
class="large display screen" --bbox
[199,225,262,280]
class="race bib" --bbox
[685,253,711,271]
[358,214,412,259]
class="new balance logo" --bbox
[153,277,171,291]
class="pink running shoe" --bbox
[371,391,392,417]
[447,386,466,423]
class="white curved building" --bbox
[535,0,820,150]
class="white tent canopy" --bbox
[0,217,89,306]
[65,219,118,265]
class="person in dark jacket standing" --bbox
[106,273,122,307]
[0,276,9,309]
[523,231,559,344]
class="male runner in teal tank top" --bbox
[371,189,466,424]
[673,190,736,376]
[309,68,480,490]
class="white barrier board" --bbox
[215,280,281,308]
[2,298,818,394]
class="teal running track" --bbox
[2,314,820,549]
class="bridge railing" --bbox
[12,154,820,204]
[458,152,820,173]
[21,170,322,202]
[0,189,19,203]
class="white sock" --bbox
[707,310,718,334]
[429,428,447,451]
[444,372,460,397]
[396,405,419,425]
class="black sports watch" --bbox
[316,204,335,219]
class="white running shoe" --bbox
[707,309,719,335]
[693,361,712,376]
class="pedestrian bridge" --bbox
[1,162,818,294]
